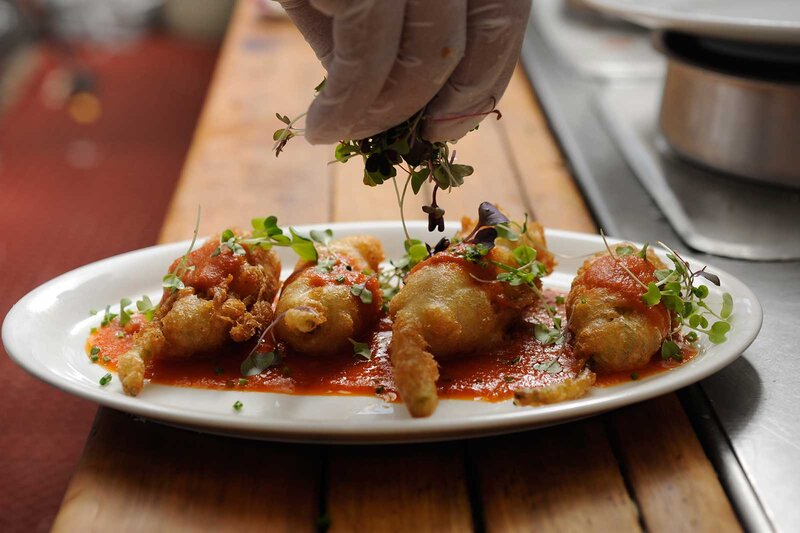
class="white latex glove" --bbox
[277,0,531,144]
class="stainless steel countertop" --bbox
[523,2,800,530]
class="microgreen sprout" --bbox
[213,216,320,263]
[100,305,117,327]
[135,295,157,321]
[534,358,562,375]
[118,298,133,327]
[349,338,372,361]
[275,85,502,241]
[350,282,373,304]
[377,238,430,307]
[534,305,564,346]
[162,206,202,292]
[599,231,734,360]
[493,246,547,298]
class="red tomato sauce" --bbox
[86,290,691,402]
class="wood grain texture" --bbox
[327,443,473,533]
[52,410,320,533]
[473,420,642,533]
[609,395,742,533]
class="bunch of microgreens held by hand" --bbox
[274,79,501,241]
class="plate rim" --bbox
[2,222,764,443]
[582,0,800,45]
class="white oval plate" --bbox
[583,0,800,45]
[2,222,762,443]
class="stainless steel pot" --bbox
[656,31,800,188]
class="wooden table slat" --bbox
[53,410,321,533]
[609,395,742,533]
[328,443,473,532]
[473,421,642,533]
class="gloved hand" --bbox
[276,0,531,144]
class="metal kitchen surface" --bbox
[523,1,800,531]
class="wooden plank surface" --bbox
[472,421,642,533]
[610,395,742,532]
[327,443,474,533]
[53,1,741,531]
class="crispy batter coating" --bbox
[513,367,596,406]
[389,217,554,417]
[566,244,671,373]
[117,326,165,397]
[118,232,281,396]
[275,235,384,356]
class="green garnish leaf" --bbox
[463,243,491,263]
[233,400,243,411]
[315,258,336,273]
[534,323,562,345]
[616,245,635,257]
[405,239,429,267]
[136,295,157,321]
[119,298,132,326]
[349,338,372,360]
[240,351,281,377]
[289,228,318,262]
[310,229,333,246]
[100,305,118,327]
[708,321,731,344]
[638,242,650,259]
[534,358,562,374]
[555,295,565,305]
[512,245,537,266]
[162,273,185,292]
[641,282,662,306]
[494,223,519,242]
[163,206,201,293]
[410,167,430,194]
[99,373,112,386]
[721,293,733,319]
[350,283,373,304]
[661,340,682,361]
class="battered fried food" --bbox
[566,244,671,373]
[513,367,596,406]
[275,235,384,356]
[389,217,555,417]
[118,232,281,396]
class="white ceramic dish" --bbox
[2,221,762,443]
[583,0,800,45]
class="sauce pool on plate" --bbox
[86,290,694,402]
